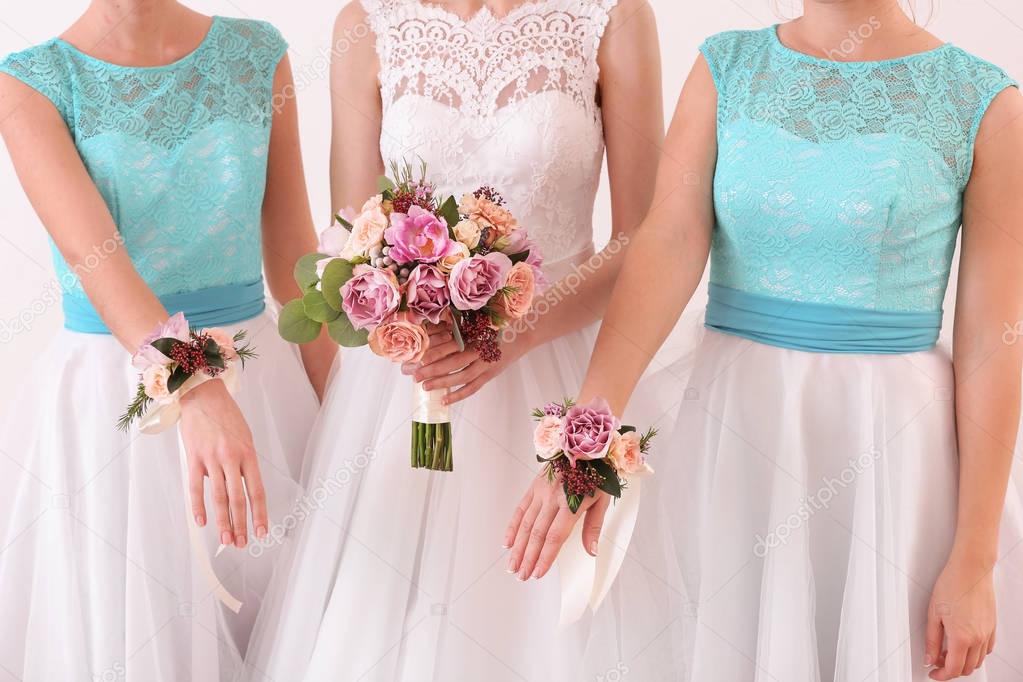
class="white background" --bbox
[0,0,1020,415]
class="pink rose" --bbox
[368,312,430,363]
[384,205,458,264]
[533,415,565,459]
[142,364,171,400]
[447,252,512,311]
[503,230,547,291]
[495,261,535,320]
[132,312,190,369]
[341,195,389,260]
[203,328,237,360]
[340,265,401,331]
[608,431,647,475]
[405,264,451,325]
[561,397,620,466]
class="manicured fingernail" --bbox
[220,531,233,546]
[531,569,541,579]
[588,541,598,556]
[256,525,267,538]
[195,514,205,527]
[923,655,932,667]
[517,571,528,581]
[235,535,246,548]
[507,559,516,572]
[502,543,511,549]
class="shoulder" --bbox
[214,17,288,63]
[0,41,73,120]
[937,46,1017,94]
[698,28,771,93]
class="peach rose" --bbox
[453,219,483,249]
[437,241,470,274]
[608,431,649,475]
[368,313,430,363]
[459,193,519,238]
[533,415,565,459]
[496,261,535,320]
[340,194,388,260]
[142,364,171,400]
[204,328,237,360]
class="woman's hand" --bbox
[924,554,997,680]
[401,324,532,405]
[179,379,267,550]
[503,472,610,581]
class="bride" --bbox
[243,0,666,679]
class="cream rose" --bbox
[142,364,171,400]
[533,415,565,459]
[340,194,389,260]
[437,241,470,274]
[496,261,535,320]
[368,313,430,363]
[453,219,483,249]
[608,431,649,475]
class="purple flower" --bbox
[561,397,621,467]
[405,264,450,325]
[503,230,547,291]
[447,252,512,311]
[340,265,401,331]
[132,312,190,369]
[384,205,458,264]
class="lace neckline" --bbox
[52,16,221,71]
[415,0,550,28]
[770,24,953,66]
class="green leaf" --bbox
[590,459,623,499]
[150,337,180,357]
[566,493,582,514]
[294,252,328,291]
[167,367,190,395]
[326,315,369,347]
[439,195,460,228]
[619,425,637,434]
[507,250,530,265]
[377,175,396,193]
[334,214,353,230]
[278,299,323,344]
[302,290,340,323]
[320,258,357,311]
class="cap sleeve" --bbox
[958,53,1018,184]
[0,44,72,125]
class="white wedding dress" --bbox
[242,1,686,680]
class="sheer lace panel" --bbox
[0,17,287,298]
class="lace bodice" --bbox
[0,17,286,302]
[363,0,615,264]
[701,27,1016,313]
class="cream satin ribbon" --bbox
[412,381,450,423]
[557,469,651,626]
[137,364,244,614]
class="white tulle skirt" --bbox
[0,312,316,682]
[624,328,1023,681]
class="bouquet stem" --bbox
[411,383,453,471]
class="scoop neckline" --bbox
[52,16,220,71]
[770,24,952,66]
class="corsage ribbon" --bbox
[138,365,244,614]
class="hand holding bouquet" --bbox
[278,161,544,471]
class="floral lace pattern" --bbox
[0,17,286,297]
[701,28,1016,312]
[363,0,615,263]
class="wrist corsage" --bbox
[118,312,257,431]
[532,397,656,513]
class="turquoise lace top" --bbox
[0,17,287,331]
[699,27,1017,353]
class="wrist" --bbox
[947,538,998,573]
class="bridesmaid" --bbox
[506,1,1023,681]
[0,1,334,679]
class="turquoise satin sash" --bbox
[705,283,942,354]
[64,279,266,334]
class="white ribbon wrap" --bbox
[556,469,651,626]
[412,382,450,424]
[137,364,244,614]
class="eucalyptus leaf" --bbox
[439,195,460,228]
[326,315,369,348]
[320,258,357,312]
[302,290,341,323]
[294,252,327,291]
[377,175,396,193]
[278,299,323,344]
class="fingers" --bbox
[403,331,457,372]
[504,488,533,549]
[224,465,248,548]
[188,458,207,528]
[931,636,967,681]
[444,373,489,405]
[532,509,576,580]
[209,468,233,547]
[423,359,488,391]
[242,456,268,539]
[508,498,542,575]
[414,349,478,383]
[581,493,610,557]
[925,606,944,668]
[517,502,560,580]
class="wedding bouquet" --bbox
[532,398,656,512]
[278,161,544,471]
[118,312,257,430]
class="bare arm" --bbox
[263,54,337,400]
[926,87,1023,681]
[505,55,718,580]
[0,74,268,549]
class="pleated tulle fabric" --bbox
[632,329,1023,681]
[0,313,316,682]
